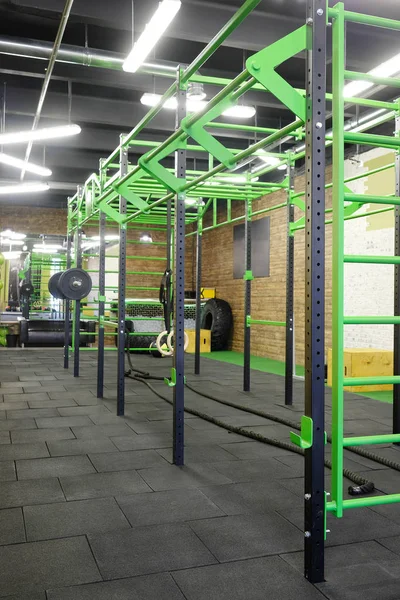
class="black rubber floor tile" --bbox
[11,428,75,444]
[60,470,151,500]
[358,468,400,494]
[90,449,167,472]
[36,416,93,429]
[0,419,36,431]
[28,399,78,409]
[138,463,232,491]
[0,508,25,545]
[157,444,238,464]
[0,442,49,461]
[172,555,325,600]
[200,479,301,515]
[16,456,96,480]
[317,580,400,600]
[184,429,245,445]
[0,401,29,411]
[0,478,65,508]
[279,505,400,545]
[24,497,130,541]
[47,438,117,457]
[117,488,224,526]
[19,374,55,381]
[6,408,60,420]
[88,522,216,580]
[47,572,186,600]
[71,423,133,439]
[189,513,302,561]
[2,593,45,600]
[111,433,172,451]
[211,458,295,483]
[283,540,400,583]
[0,461,16,482]
[0,431,10,444]
[0,536,101,597]
[57,406,110,417]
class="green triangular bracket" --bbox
[181,97,237,168]
[113,179,150,212]
[97,197,126,225]
[246,26,307,121]
[138,133,187,193]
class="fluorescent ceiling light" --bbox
[259,154,281,167]
[0,230,26,239]
[277,164,288,170]
[0,239,24,246]
[91,235,120,241]
[185,197,204,206]
[2,251,21,259]
[0,152,52,177]
[34,248,60,254]
[0,182,49,195]
[123,0,182,73]
[140,93,256,119]
[216,175,259,184]
[33,243,62,249]
[222,105,256,119]
[344,52,400,97]
[187,82,206,101]
[140,233,153,243]
[0,124,81,146]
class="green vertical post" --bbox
[331,1,345,519]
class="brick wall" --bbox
[0,206,67,235]
[194,167,334,364]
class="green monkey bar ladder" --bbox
[328,2,400,520]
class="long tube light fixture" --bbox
[140,92,256,119]
[0,124,81,145]
[344,53,400,97]
[0,152,52,176]
[123,0,182,73]
[0,182,49,195]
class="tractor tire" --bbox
[200,298,232,351]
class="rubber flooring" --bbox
[0,348,399,598]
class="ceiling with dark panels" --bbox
[0,0,398,208]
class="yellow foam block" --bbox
[185,329,211,353]
[327,348,393,392]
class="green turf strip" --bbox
[202,350,392,404]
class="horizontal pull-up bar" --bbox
[247,316,285,327]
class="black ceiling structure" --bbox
[0,0,399,208]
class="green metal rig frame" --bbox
[65,0,400,583]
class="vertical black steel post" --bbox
[393,115,400,436]
[304,0,327,584]
[243,198,252,392]
[285,159,295,405]
[173,70,186,466]
[73,225,82,378]
[117,139,128,416]
[166,198,172,333]
[97,211,106,398]
[64,230,72,368]
[194,213,202,375]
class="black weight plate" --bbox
[48,272,65,299]
[58,268,92,301]
[20,282,34,297]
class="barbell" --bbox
[48,268,92,301]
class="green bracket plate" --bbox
[164,368,187,387]
[290,415,313,449]
[97,197,126,225]
[181,97,237,168]
[243,270,254,281]
[113,180,150,212]
[165,367,176,388]
[246,26,307,121]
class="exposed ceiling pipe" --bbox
[0,35,178,78]
[20,0,75,179]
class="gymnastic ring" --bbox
[156,331,173,356]
[167,330,189,354]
